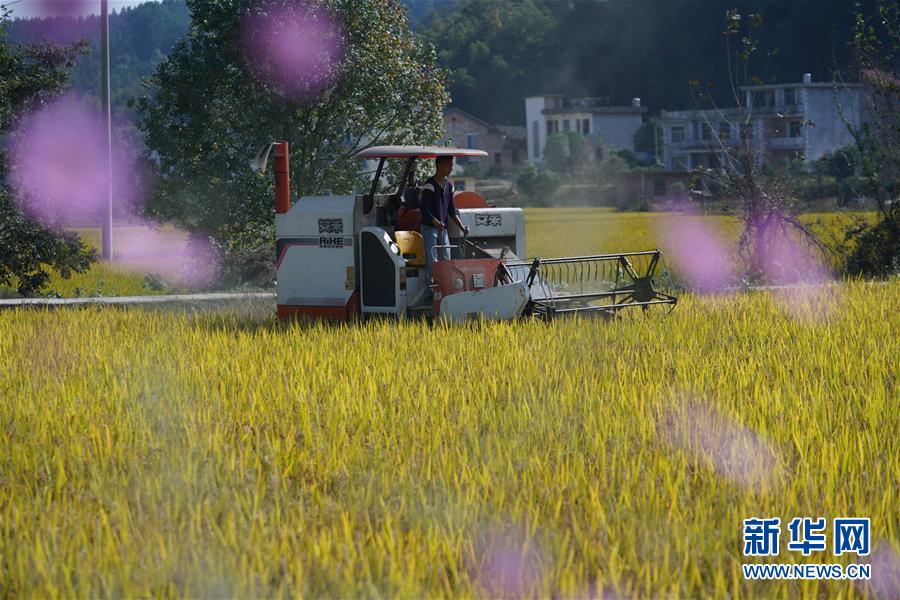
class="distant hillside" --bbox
[5,0,865,129]
[425,0,864,125]
[5,0,440,113]
[6,0,190,114]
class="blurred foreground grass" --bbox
[1,282,897,597]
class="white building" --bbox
[661,74,869,171]
[525,95,646,164]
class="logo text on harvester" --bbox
[742,517,872,580]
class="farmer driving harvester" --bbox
[419,155,469,302]
[266,141,676,322]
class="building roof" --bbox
[740,82,862,91]
[496,125,526,140]
[443,106,503,134]
[660,107,743,120]
[542,106,646,115]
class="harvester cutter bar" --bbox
[502,250,677,319]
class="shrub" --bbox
[845,218,900,277]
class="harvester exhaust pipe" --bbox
[251,141,291,214]
[273,142,290,214]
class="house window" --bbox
[671,126,685,143]
[719,122,731,140]
[784,88,796,106]
[532,122,539,158]
[546,120,554,136]
[466,133,479,149]
[789,120,803,138]
[563,119,570,132]
[494,152,502,165]
[582,119,590,134]
[702,123,712,141]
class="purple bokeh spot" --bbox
[863,544,900,599]
[762,228,840,321]
[762,228,832,285]
[240,0,345,101]
[8,94,145,226]
[114,219,219,287]
[659,398,781,488]
[473,528,542,598]
[657,209,735,292]
[27,0,98,18]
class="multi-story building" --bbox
[661,74,869,171]
[525,95,646,164]
[441,107,526,172]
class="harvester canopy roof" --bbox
[355,146,488,159]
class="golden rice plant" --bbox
[0,281,896,597]
[2,209,874,298]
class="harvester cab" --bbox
[269,142,676,322]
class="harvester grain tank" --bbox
[266,142,676,322]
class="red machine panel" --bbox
[431,258,503,312]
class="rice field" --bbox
[1,208,875,298]
[1,280,898,597]
[1,207,896,597]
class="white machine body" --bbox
[438,281,530,322]
[450,207,526,259]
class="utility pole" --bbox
[100,0,113,260]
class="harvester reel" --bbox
[504,250,677,320]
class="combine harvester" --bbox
[267,142,676,322]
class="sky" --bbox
[3,0,153,19]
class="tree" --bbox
[426,0,861,126]
[0,4,96,296]
[543,133,569,174]
[6,0,191,117]
[427,0,559,124]
[543,131,587,174]
[691,10,827,282]
[565,131,588,172]
[136,0,449,253]
[514,162,559,205]
[843,0,900,276]
[633,117,662,164]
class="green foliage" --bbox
[514,162,559,205]
[543,133,569,174]
[6,0,191,116]
[818,146,858,181]
[595,153,627,185]
[843,0,900,276]
[611,148,652,170]
[428,0,559,124]
[543,131,587,174]
[0,191,97,295]
[427,0,862,125]
[0,8,96,296]
[136,0,450,269]
[565,131,588,172]
[845,218,900,276]
[633,118,662,162]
